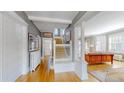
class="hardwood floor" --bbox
[88,61,124,71]
[16,57,124,82]
[16,57,99,82]
[88,61,124,82]
[16,57,54,82]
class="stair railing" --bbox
[53,39,56,68]
[54,40,72,62]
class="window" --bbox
[95,35,106,52]
[54,28,59,36]
[59,28,65,36]
[85,39,90,53]
[108,32,124,53]
[54,28,65,36]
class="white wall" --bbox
[15,11,41,36]
[1,12,28,81]
[85,11,124,36]
[0,13,2,81]
[21,26,29,74]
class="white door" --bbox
[74,22,88,80]
[42,38,52,57]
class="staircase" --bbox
[53,37,72,62]
[53,37,73,73]
[55,38,63,44]
[55,37,67,59]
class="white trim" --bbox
[28,16,72,24]
[53,40,56,68]
[80,22,88,80]
[54,36,62,38]
[56,44,71,47]
[22,26,29,75]
[55,58,72,62]
[74,21,88,80]
[42,38,53,57]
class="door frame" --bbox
[42,38,53,57]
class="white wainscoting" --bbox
[30,50,41,71]
[75,61,88,80]
[1,12,28,81]
[54,62,74,73]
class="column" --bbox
[81,21,88,80]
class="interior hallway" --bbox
[16,57,124,82]
[16,57,99,82]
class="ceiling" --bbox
[25,11,79,32]
[85,11,124,36]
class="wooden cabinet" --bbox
[85,53,114,65]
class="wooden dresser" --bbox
[85,53,114,65]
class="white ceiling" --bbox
[33,21,68,32]
[85,11,124,36]
[25,11,79,32]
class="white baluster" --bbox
[70,41,72,61]
[53,39,56,68]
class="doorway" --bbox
[42,38,53,57]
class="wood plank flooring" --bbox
[16,57,124,82]
[16,57,99,82]
[88,61,124,71]
[16,57,54,82]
